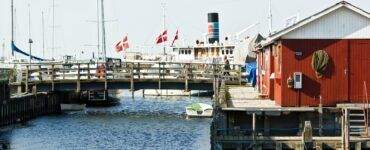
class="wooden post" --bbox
[62,64,65,80]
[252,113,256,139]
[238,65,242,85]
[87,63,90,80]
[185,64,189,92]
[315,142,323,150]
[25,65,29,93]
[355,142,361,150]
[76,64,81,93]
[38,65,42,81]
[264,116,270,136]
[104,63,108,91]
[51,64,55,91]
[137,63,140,79]
[343,108,350,150]
[275,143,282,150]
[212,64,216,91]
[130,63,134,98]
[295,143,303,150]
[158,62,162,91]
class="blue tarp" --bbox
[245,62,256,87]
[11,41,45,61]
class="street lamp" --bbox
[29,38,33,65]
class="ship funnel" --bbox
[207,13,219,44]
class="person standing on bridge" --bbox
[223,56,231,77]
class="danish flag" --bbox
[155,30,168,44]
[171,30,179,47]
[115,35,129,52]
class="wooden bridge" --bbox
[10,61,244,93]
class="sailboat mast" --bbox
[52,0,55,59]
[2,39,5,59]
[28,3,32,65]
[42,11,45,58]
[96,0,100,56]
[101,0,107,62]
[268,0,273,35]
[162,2,166,55]
[11,0,14,56]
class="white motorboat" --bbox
[60,103,86,111]
[185,103,213,118]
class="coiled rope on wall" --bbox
[311,50,329,78]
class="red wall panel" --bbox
[280,39,350,107]
[349,40,370,103]
[260,48,272,97]
[273,43,283,105]
[258,39,370,107]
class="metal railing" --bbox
[364,81,369,136]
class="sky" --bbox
[0,0,369,60]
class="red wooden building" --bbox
[256,1,370,107]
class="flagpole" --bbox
[52,0,55,59]
[101,0,107,62]
[161,2,166,56]
[96,0,100,64]
[42,11,45,58]
[28,3,32,65]
[11,0,14,57]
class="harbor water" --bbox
[0,91,212,150]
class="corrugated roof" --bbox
[259,1,370,47]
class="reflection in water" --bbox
[0,91,212,150]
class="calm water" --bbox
[0,91,212,150]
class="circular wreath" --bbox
[311,50,329,78]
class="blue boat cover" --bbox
[11,41,45,61]
[245,62,257,87]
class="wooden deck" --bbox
[223,85,316,112]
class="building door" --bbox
[349,40,370,103]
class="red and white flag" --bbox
[155,30,168,44]
[115,41,123,52]
[115,35,129,52]
[171,30,179,47]
[121,36,129,50]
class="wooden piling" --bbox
[0,92,61,127]
[130,63,134,98]
[51,65,55,91]
[25,66,29,93]
[76,64,81,93]
[87,63,91,80]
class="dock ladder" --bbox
[348,81,369,136]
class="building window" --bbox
[188,50,192,54]
[226,50,229,55]
[222,50,225,54]
[230,50,233,55]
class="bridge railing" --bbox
[16,61,244,84]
